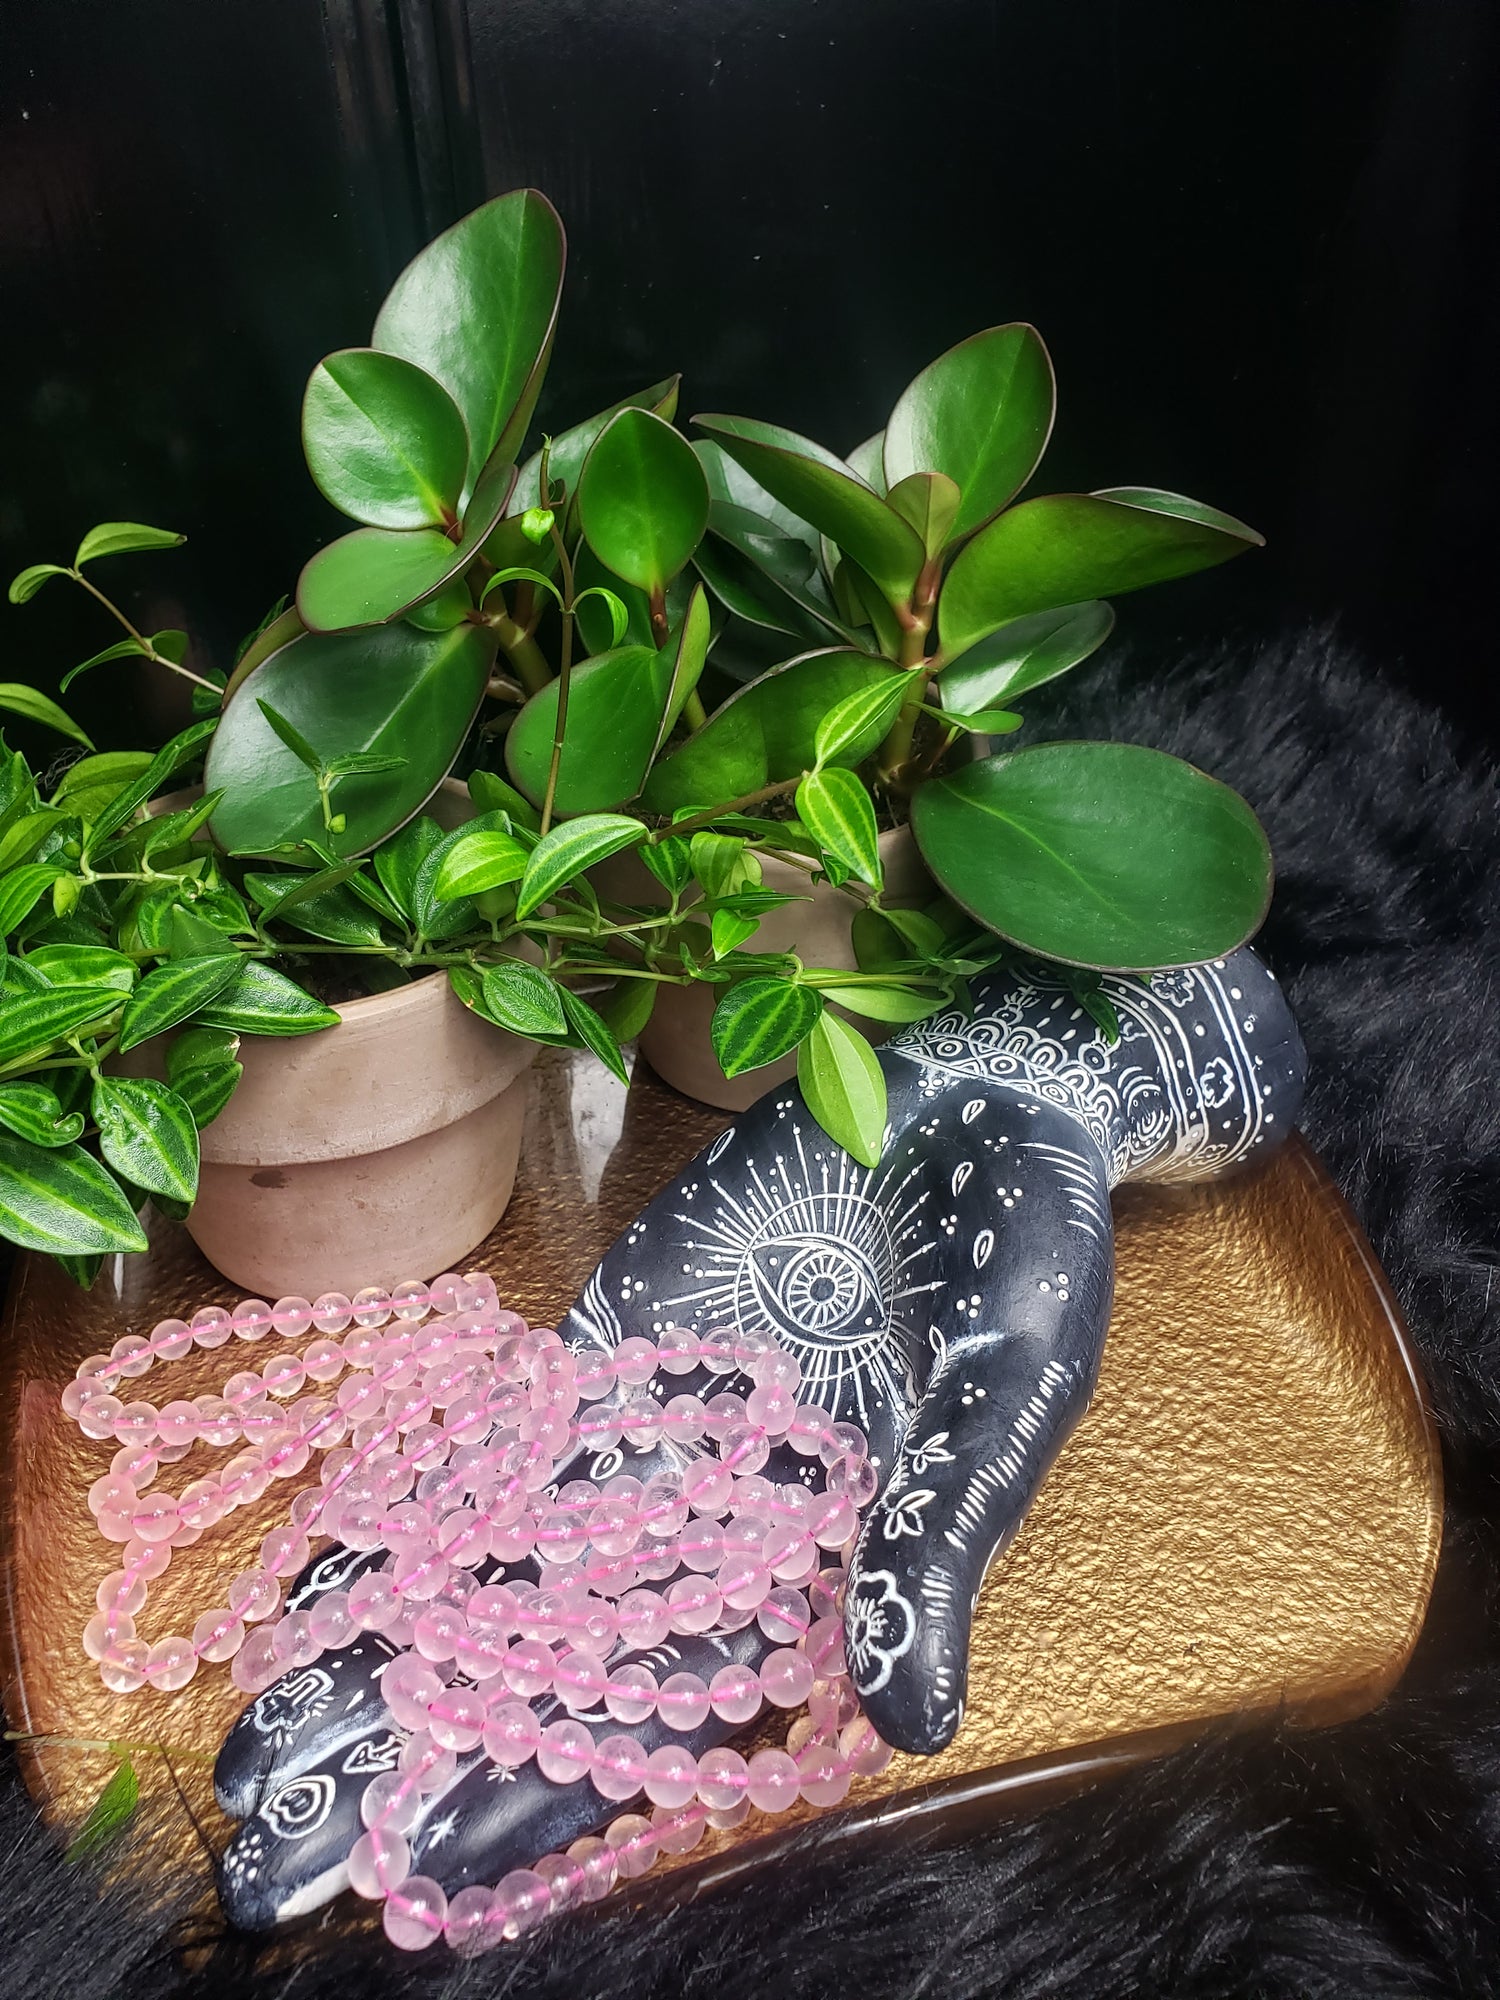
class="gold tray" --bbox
[0,1050,1442,1925]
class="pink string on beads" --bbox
[62,1274,892,1955]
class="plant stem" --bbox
[5,1729,214,1765]
[539,523,579,836]
[68,572,222,695]
[650,776,803,844]
[874,566,941,787]
[648,585,670,649]
[491,617,553,695]
[681,691,708,732]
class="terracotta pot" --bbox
[603,826,928,1113]
[167,781,537,1296]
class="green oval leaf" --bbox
[884,471,962,558]
[0,1082,86,1146]
[814,677,911,768]
[56,639,147,696]
[7,562,71,605]
[373,188,565,493]
[515,814,647,920]
[577,407,710,595]
[937,601,1115,707]
[476,959,567,1037]
[295,454,514,632]
[49,751,155,816]
[558,985,628,1083]
[0,863,68,937]
[92,1075,199,1203]
[206,622,495,857]
[0,684,95,747]
[74,522,185,566]
[432,829,531,901]
[303,348,470,529]
[411,810,510,939]
[883,324,1056,540]
[0,985,122,1067]
[167,1024,241,1079]
[692,414,924,602]
[0,1137,147,1254]
[514,374,682,516]
[795,766,882,887]
[938,491,1263,661]
[802,980,942,1024]
[117,954,246,1052]
[26,945,136,993]
[193,960,341,1036]
[641,650,902,815]
[170,1060,243,1130]
[505,646,664,813]
[795,1010,887,1169]
[373,813,443,920]
[910,740,1274,969]
[710,976,824,1078]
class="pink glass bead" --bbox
[97,1568,148,1617]
[383,1875,447,1951]
[271,1295,314,1337]
[348,1825,411,1899]
[78,1394,124,1441]
[708,1662,762,1725]
[695,1745,751,1811]
[307,1591,355,1651]
[643,1743,698,1809]
[651,1804,707,1856]
[536,1718,594,1784]
[656,1326,700,1375]
[192,1608,245,1663]
[828,1453,880,1507]
[494,1866,551,1938]
[144,1635,197,1691]
[229,1567,281,1624]
[807,1614,848,1679]
[667,1576,723,1635]
[60,1378,102,1421]
[361,1770,423,1835]
[567,1835,619,1902]
[151,1318,193,1361]
[590,1732,648,1801]
[697,1327,738,1375]
[110,1335,153,1379]
[82,1611,133,1660]
[232,1300,272,1341]
[413,1601,465,1663]
[348,1570,402,1632]
[682,1461,733,1516]
[156,1400,202,1447]
[716,1550,771,1611]
[428,1684,486,1753]
[230,1624,281,1694]
[552,1647,607,1712]
[841,1715,894,1777]
[612,1335,658,1386]
[391,1280,430,1321]
[483,1700,542,1768]
[760,1646,816,1708]
[99,1639,149,1694]
[400,1731,458,1793]
[604,1663,659,1726]
[260,1525,311,1577]
[312,1291,354,1334]
[351,1286,393,1328]
[616,1588,672,1651]
[750,1346,801,1392]
[442,1884,495,1958]
[532,1851,586,1915]
[796,1741,851,1807]
[382,1654,443,1731]
[656,1671,710,1731]
[678,1522,725,1575]
[758,1586,811,1646]
[604,1813,659,1879]
[719,1420,770,1475]
[746,1747,801,1813]
[764,1522,818,1583]
[189,1306,233,1349]
[130,1491,182,1545]
[270,1610,319,1668]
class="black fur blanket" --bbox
[3,629,1497,1999]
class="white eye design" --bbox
[259,1772,337,1841]
[748,1237,885,1343]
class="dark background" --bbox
[1,0,1496,761]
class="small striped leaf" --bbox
[0,985,123,1068]
[193,961,340,1037]
[795,767,882,888]
[0,1082,86,1147]
[475,960,567,1038]
[711,977,823,1077]
[515,814,647,920]
[796,1010,887,1169]
[0,1137,148,1254]
[92,1076,199,1203]
[117,954,244,1053]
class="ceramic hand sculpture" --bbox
[214,947,1304,1929]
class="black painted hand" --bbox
[214,947,1304,1927]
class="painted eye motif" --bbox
[748,1237,886,1343]
[259,1771,337,1841]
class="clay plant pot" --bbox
[603,826,929,1113]
[162,781,537,1297]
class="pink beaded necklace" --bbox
[62,1273,892,1955]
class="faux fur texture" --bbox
[3,628,1497,1999]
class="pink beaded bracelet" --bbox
[63,1272,891,1954]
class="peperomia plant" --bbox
[7,183,1273,1191]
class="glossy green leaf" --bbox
[86,719,219,852]
[693,415,924,601]
[373,188,565,493]
[803,979,941,1024]
[170,1059,242,1129]
[75,522,185,566]
[223,605,305,704]
[796,766,882,887]
[407,811,506,938]
[194,960,341,1036]
[640,650,902,814]
[0,1136,147,1253]
[467,770,541,830]
[477,959,567,1037]
[933,706,1024,735]
[404,576,476,632]
[884,325,1056,539]
[711,909,759,958]
[303,347,470,529]
[573,586,630,649]
[514,375,682,514]
[569,547,696,656]
[937,600,1115,706]
[432,829,530,901]
[0,1082,85,1146]
[639,834,691,896]
[56,639,147,695]
[691,534,835,646]
[92,1075,199,1203]
[167,1024,242,1078]
[597,976,657,1044]
[0,863,67,936]
[206,621,494,857]
[116,948,248,1056]
[26,945,136,993]
[700,504,854,641]
[506,646,663,814]
[0,684,94,746]
[248,872,386,946]
[578,408,709,595]
[885,472,962,557]
[0,985,121,1068]
[49,752,154,817]
[653,586,712,759]
[688,832,757,901]
[374,813,443,919]
[938,490,1264,660]
[65,1758,140,1865]
[515,814,647,920]
[796,1010,887,1168]
[814,677,911,768]
[295,454,514,632]
[559,985,629,1083]
[845,433,887,493]
[710,977,823,1077]
[256,701,321,772]
[7,562,70,604]
[910,741,1274,969]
